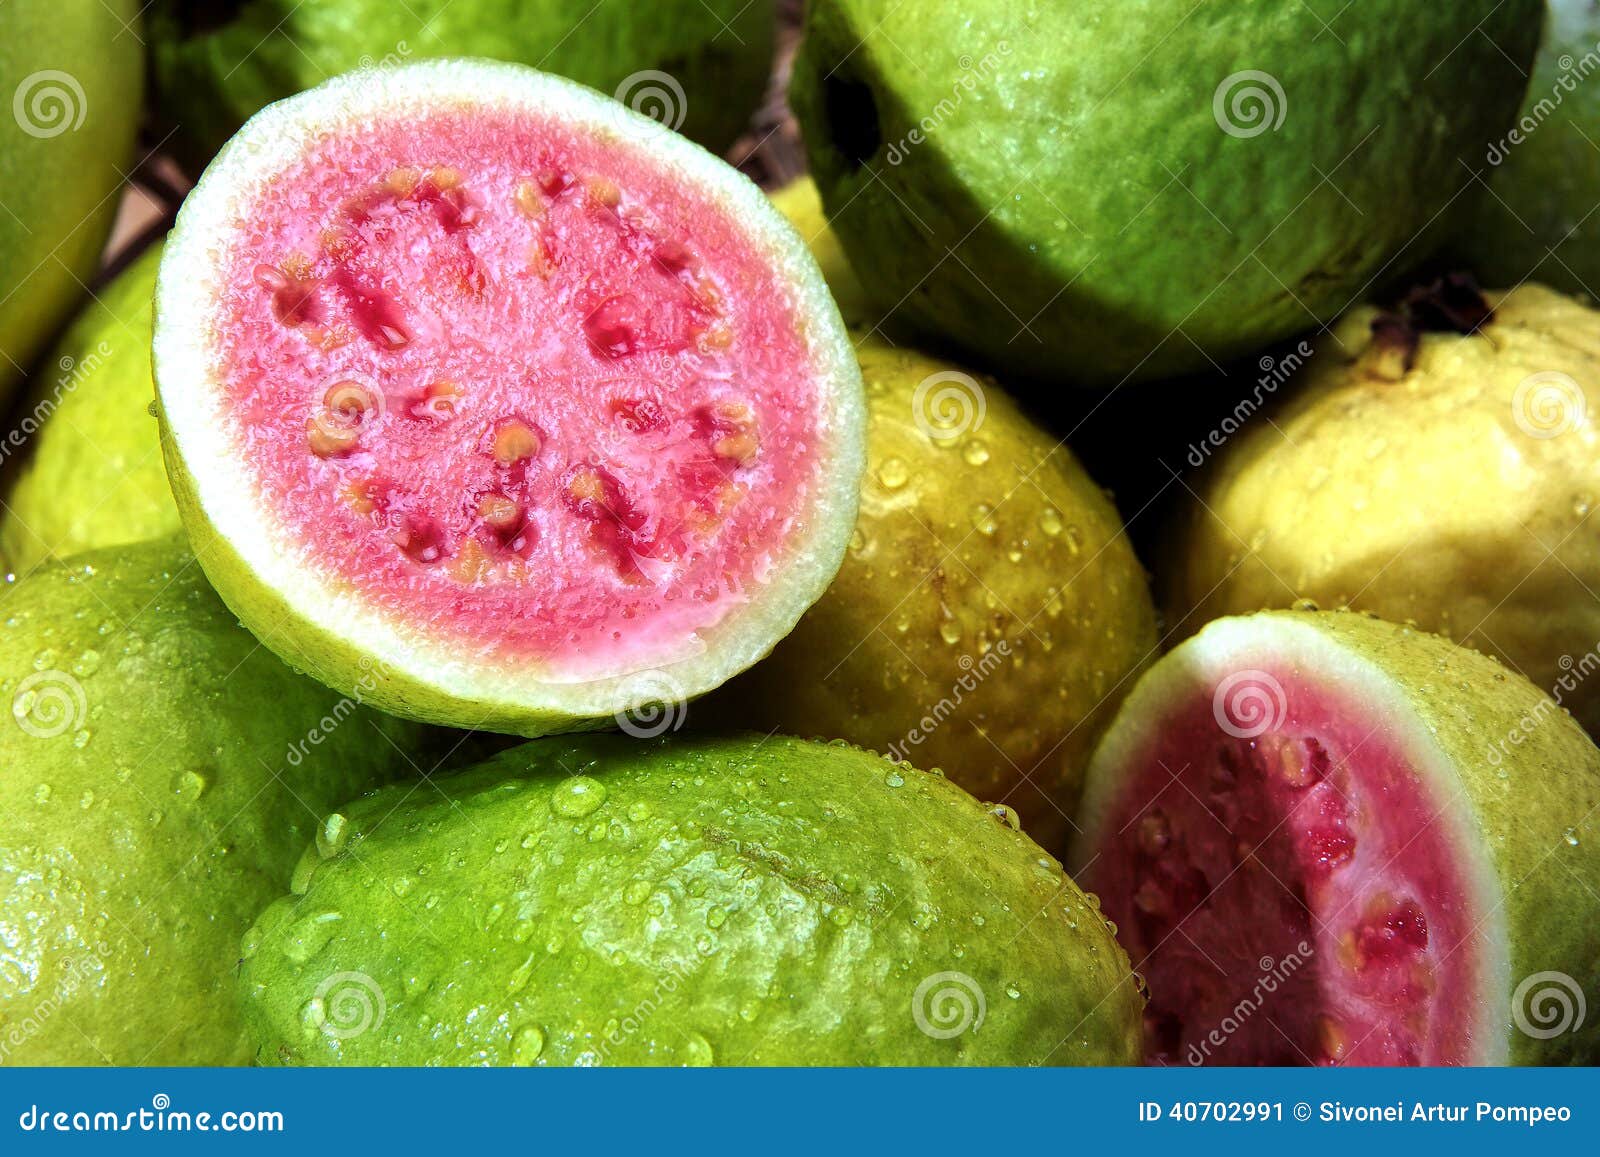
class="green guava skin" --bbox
[791,0,1543,387]
[148,0,774,173]
[0,0,143,401]
[239,733,1144,1066]
[1072,610,1600,1065]
[0,537,423,1065]
[1453,1,1600,293]
[0,244,179,575]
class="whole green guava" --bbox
[790,0,1543,386]
[148,0,774,172]
[0,0,143,402]
[0,244,178,575]
[239,733,1144,1066]
[1452,1,1600,293]
[0,537,423,1065]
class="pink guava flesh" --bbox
[209,108,821,667]
[1083,669,1482,1065]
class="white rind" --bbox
[154,58,866,726]
[1069,613,1513,1066]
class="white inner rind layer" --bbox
[154,58,866,726]
[1068,614,1513,1066]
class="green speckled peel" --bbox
[0,538,423,1065]
[239,733,1143,1066]
[1073,610,1600,1065]
[0,0,143,401]
[0,244,178,574]
[1452,0,1600,293]
[791,0,1542,386]
[148,0,773,172]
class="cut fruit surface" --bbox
[155,61,865,731]
[1071,610,1600,1067]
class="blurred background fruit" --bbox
[148,0,774,172]
[0,0,143,402]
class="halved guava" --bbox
[154,60,865,733]
[1071,610,1600,1066]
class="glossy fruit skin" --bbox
[1071,610,1600,1065]
[791,0,1542,387]
[239,733,1144,1066]
[709,335,1157,854]
[0,538,422,1065]
[1165,285,1600,734]
[0,0,143,401]
[1452,1,1600,293]
[147,0,773,172]
[0,244,178,575]
[767,178,871,327]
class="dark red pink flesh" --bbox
[213,108,819,666]
[1083,669,1482,1066]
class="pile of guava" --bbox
[2,0,1597,1071]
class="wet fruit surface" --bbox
[1085,668,1478,1065]
[214,109,819,665]
[237,733,1144,1066]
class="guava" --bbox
[0,244,179,575]
[1070,609,1600,1065]
[148,0,774,173]
[1165,282,1600,734]
[153,61,866,734]
[0,0,143,401]
[1451,1,1600,294]
[709,335,1157,854]
[790,0,1543,386]
[239,732,1143,1066]
[767,177,870,327]
[0,537,423,1065]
